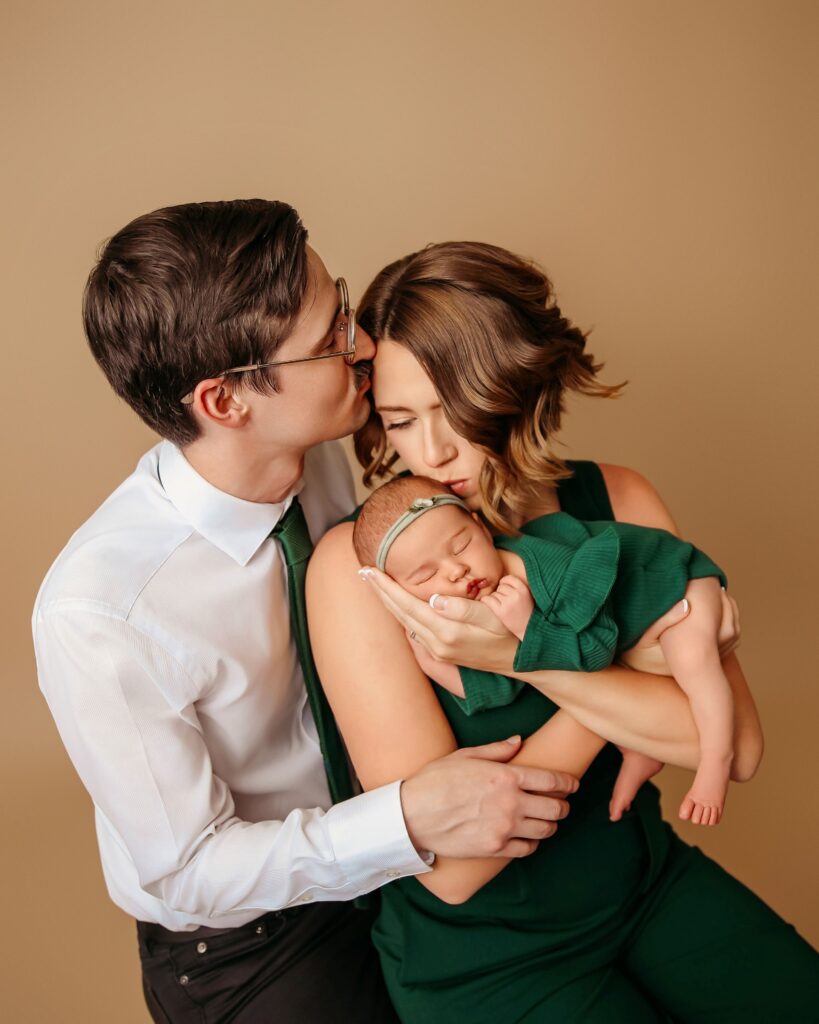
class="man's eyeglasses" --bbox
[181,277,356,405]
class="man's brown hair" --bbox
[83,199,309,446]
[354,241,625,535]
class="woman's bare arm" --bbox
[307,522,599,903]
[515,467,761,778]
[358,465,763,782]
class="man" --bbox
[33,199,577,1023]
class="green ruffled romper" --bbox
[457,499,726,716]
[366,462,819,1022]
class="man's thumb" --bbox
[459,736,522,762]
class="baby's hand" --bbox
[480,575,534,641]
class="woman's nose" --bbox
[423,428,457,468]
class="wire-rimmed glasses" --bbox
[180,277,356,405]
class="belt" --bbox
[136,907,305,953]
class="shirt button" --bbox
[384,869,401,879]
[299,893,314,903]
[179,975,190,986]
[255,925,264,935]
[196,941,208,954]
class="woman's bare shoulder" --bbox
[310,520,356,567]
[597,463,679,533]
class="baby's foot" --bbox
[678,757,732,826]
[609,749,664,822]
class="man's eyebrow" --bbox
[307,296,341,355]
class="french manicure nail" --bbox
[429,593,448,610]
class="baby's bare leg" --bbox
[659,577,734,825]
[609,747,664,822]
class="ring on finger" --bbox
[409,630,417,641]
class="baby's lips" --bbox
[466,578,487,598]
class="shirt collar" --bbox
[157,441,304,566]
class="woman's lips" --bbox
[447,479,469,496]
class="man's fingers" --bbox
[499,838,540,859]
[455,736,522,763]
[521,794,570,822]
[513,765,579,796]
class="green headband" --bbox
[375,494,472,572]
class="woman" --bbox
[306,242,818,1021]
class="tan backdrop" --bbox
[3,1,817,1019]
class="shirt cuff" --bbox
[326,780,433,885]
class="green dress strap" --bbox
[557,460,615,521]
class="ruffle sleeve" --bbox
[510,527,622,673]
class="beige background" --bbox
[3,1,817,1019]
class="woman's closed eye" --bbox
[385,419,414,431]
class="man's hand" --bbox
[480,575,535,641]
[359,567,518,673]
[399,736,579,859]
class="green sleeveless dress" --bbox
[371,462,672,1016]
[354,461,819,1022]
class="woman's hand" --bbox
[359,567,519,673]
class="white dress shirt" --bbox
[33,440,430,930]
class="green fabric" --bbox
[365,460,818,1021]
[273,497,354,804]
[456,512,726,714]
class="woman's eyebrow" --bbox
[376,404,413,413]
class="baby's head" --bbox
[354,475,504,603]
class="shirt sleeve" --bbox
[34,604,431,921]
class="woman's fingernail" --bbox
[358,568,374,581]
[429,593,448,610]
[680,599,689,614]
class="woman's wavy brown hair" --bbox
[354,241,625,535]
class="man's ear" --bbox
[191,378,251,430]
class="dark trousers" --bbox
[137,901,399,1024]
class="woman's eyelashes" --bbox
[385,419,413,431]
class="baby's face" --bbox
[385,505,504,603]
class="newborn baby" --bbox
[353,474,734,826]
